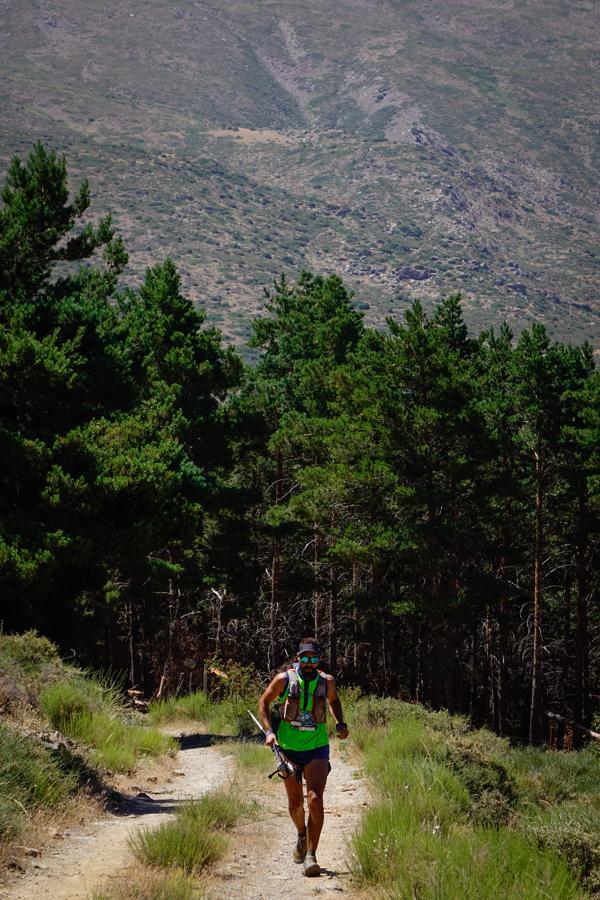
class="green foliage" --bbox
[0,722,76,838]
[0,142,117,303]
[149,691,212,726]
[130,821,226,875]
[129,789,249,875]
[227,740,271,774]
[353,803,581,899]
[0,630,60,671]
[350,702,587,897]
[41,681,97,722]
[149,664,259,736]
[1,143,600,765]
[0,630,71,716]
[41,680,176,772]
[177,791,247,831]
[0,144,243,690]
[522,803,600,890]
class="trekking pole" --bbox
[247,710,297,780]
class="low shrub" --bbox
[130,823,226,875]
[350,704,589,897]
[521,802,600,890]
[149,692,212,726]
[445,732,516,827]
[93,871,204,900]
[0,630,67,715]
[508,745,600,803]
[177,791,244,831]
[0,630,60,672]
[129,789,248,874]
[352,801,581,897]
[149,673,259,737]
[40,682,97,725]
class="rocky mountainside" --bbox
[2,0,599,348]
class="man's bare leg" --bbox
[284,772,306,835]
[303,759,329,856]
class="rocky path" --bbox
[1,734,230,900]
[1,737,367,899]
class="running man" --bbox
[258,637,349,877]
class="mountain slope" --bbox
[1,0,599,347]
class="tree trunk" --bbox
[127,597,137,688]
[472,616,482,724]
[562,576,572,711]
[573,485,589,735]
[445,624,458,714]
[381,610,389,694]
[269,451,284,669]
[409,615,419,701]
[352,561,358,680]
[529,447,544,745]
[313,523,323,638]
[270,538,280,669]
[328,566,337,673]
[496,596,507,736]
[496,500,513,736]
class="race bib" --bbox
[298,711,314,727]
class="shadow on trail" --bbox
[114,794,181,816]
[319,867,347,879]
[321,866,350,890]
[177,732,262,751]
[112,732,261,818]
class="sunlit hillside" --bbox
[2,0,599,347]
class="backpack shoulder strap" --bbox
[277,669,292,701]
[315,673,328,698]
[287,668,299,696]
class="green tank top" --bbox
[276,669,329,752]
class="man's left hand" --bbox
[335,723,349,740]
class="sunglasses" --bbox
[299,655,320,664]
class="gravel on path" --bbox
[206,742,369,899]
[1,734,231,900]
[1,736,368,899]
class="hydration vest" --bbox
[280,668,328,728]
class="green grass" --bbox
[129,789,250,874]
[149,689,258,737]
[0,721,76,839]
[354,804,580,899]
[130,823,226,875]
[148,691,212,725]
[349,698,592,897]
[40,682,177,773]
[227,739,272,775]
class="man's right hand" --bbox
[265,731,277,748]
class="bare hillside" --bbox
[2,0,599,347]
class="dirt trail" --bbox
[1,735,230,900]
[206,743,368,899]
[2,737,367,899]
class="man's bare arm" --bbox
[258,672,287,744]
[326,675,349,739]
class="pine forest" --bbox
[1,144,599,746]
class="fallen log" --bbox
[545,711,600,742]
